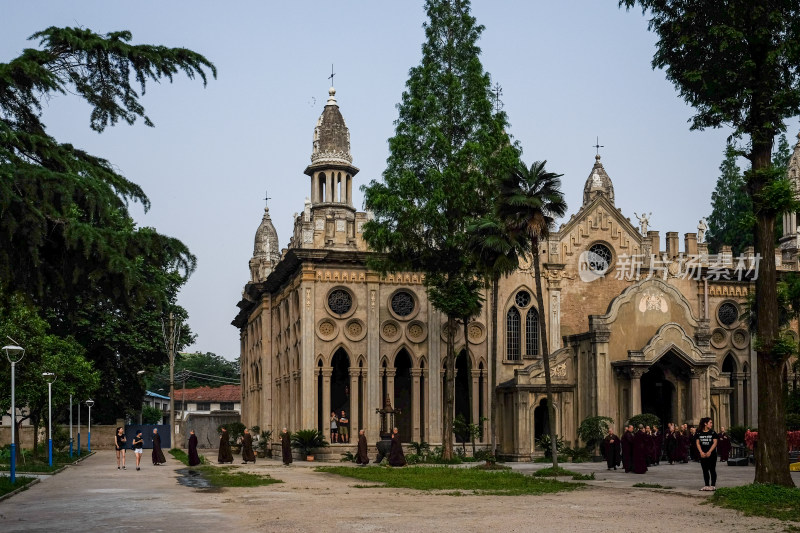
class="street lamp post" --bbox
[42,373,56,467]
[86,399,94,452]
[3,342,25,485]
[69,393,73,458]
[77,399,81,456]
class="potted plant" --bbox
[256,429,272,458]
[291,429,329,461]
[577,415,614,461]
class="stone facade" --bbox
[233,88,799,459]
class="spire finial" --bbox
[328,63,335,86]
[593,136,604,157]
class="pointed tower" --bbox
[780,132,800,260]
[249,201,280,283]
[582,154,615,206]
[290,86,366,251]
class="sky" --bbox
[4,1,797,361]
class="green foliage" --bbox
[576,416,614,451]
[340,451,356,463]
[51,424,70,452]
[571,472,596,481]
[535,434,566,457]
[627,413,661,429]
[0,476,36,496]
[316,466,581,495]
[152,352,240,389]
[533,466,578,477]
[786,413,800,431]
[290,429,329,456]
[256,430,272,454]
[0,27,213,424]
[168,448,206,466]
[194,466,281,488]
[562,446,592,463]
[473,449,496,462]
[710,484,800,522]
[141,405,163,425]
[633,482,673,489]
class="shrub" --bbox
[474,449,495,462]
[340,451,356,463]
[535,434,566,457]
[728,425,748,445]
[141,405,163,424]
[577,416,614,452]
[290,429,329,456]
[786,413,800,431]
[52,424,70,452]
[563,446,592,463]
[627,413,660,430]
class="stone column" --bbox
[292,370,301,432]
[735,373,745,427]
[630,368,645,417]
[421,367,429,441]
[349,368,360,434]
[515,391,529,456]
[411,368,422,442]
[386,369,396,409]
[326,173,333,203]
[283,375,292,430]
[689,369,702,424]
[322,368,332,437]
[471,369,481,429]
[366,278,380,441]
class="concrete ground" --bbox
[1,451,799,532]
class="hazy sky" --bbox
[4,1,796,360]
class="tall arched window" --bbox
[525,307,539,356]
[506,307,521,361]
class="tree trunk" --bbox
[532,240,558,468]
[751,140,794,486]
[32,418,40,458]
[490,276,499,458]
[442,316,456,461]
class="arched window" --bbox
[525,307,539,356]
[506,307,521,360]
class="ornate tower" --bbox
[290,86,367,251]
[582,154,615,206]
[249,201,280,283]
[780,132,800,260]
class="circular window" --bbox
[391,291,415,317]
[587,243,612,274]
[328,289,352,316]
[515,290,531,308]
[717,302,739,326]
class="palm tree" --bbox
[468,215,524,458]
[497,160,567,467]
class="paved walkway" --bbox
[0,450,242,532]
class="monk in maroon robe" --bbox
[355,429,369,465]
[218,427,233,464]
[632,425,649,474]
[280,427,293,465]
[664,423,677,464]
[603,429,622,470]
[388,427,406,467]
[188,430,201,466]
[717,427,731,462]
[151,428,166,465]
[621,425,635,472]
[241,428,256,464]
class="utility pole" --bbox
[162,312,181,448]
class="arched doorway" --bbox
[641,365,675,428]
[455,348,471,426]
[394,349,413,440]
[317,360,323,432]
[534,398,549,442]
[331,348,350,425]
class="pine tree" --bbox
[706,146,752,255]
[362,0,519,459]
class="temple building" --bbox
[232,87,799,459]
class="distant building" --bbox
[141,390,170,424]
[173,384,241,419]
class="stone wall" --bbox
[0,421,125,450]
[179,412,241,449]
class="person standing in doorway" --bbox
[696,417,719,491]
[339,410,350,444]
[330,411,339,443]
[115,427,127,470]
[132,430,144,470]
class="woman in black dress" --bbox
[115,427,127,470]
[132,430,144,470]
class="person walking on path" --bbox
[602,428,621,470]
[115,427,127,470]
[218,427,233,464]
[696,417,719,491]
[188,430,201,467]
[132,430,144,470]
[355,429,369,465]
[151,428,166,466]
[241,428,256,464]
[280,427,293,465]
[388,427,406,467]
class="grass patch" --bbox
[0,450,88,472]
[533,466,579,477]
[709,484,800,522]
[0,476,36,496]
[352,484,385,488]
[632,482,673,489]
[194,466,282,488]
[472,462,511,471]
[571,472,595,480]
[316,465,581,496]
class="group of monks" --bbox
[602,422,733,474]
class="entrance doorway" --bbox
[330,348,350,430]
[394,349,412,440]
[641,365,675,428]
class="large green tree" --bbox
[362,0,519,459]
[621,0,800,486]
[0,27,215,423]
[148,351,240,390]
[707,135,791,254]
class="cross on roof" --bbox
[492,82,503,113]
[264,189,271,206]
[593,137,604,156]
[328,64,335,85]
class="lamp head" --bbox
[136,370,146,375]
[85,399,95,408]
[2,344,24,362]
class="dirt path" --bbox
[1,452,797,532]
